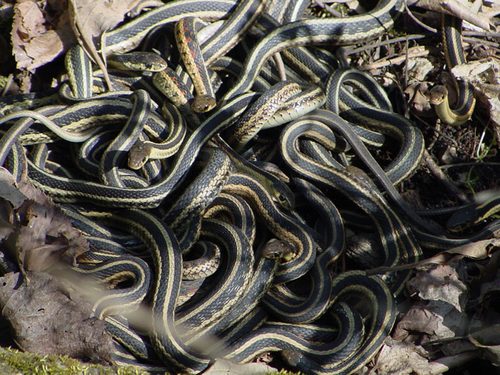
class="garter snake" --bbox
[222,271,396,375]
[176,218,254,339]
[186,239,286,349]
[297,110,441,236]
[325,68,425,185]
[223,0,403,100]
[127,102,187,170]
[80,209,210,373]
[201,0,269,65]
[107,52,168,72]
[204,192,257,246]
[162,147,233,252]
[102,0,239,55]
[27,92,257,208]
[447,191,500,232]
[262,178,346,323]
[65,45,93,99]
[430,14,476,126]
[100,89,151,187]
[70,252,151,319]
[222,172,317,284]
[279,112,422,293]
[2,0,496,373]
[175,17,217,112]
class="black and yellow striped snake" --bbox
[0,0,497,374]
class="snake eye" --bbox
[275,193,291,209]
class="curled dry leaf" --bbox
[11,0,73,72]
[407,264,468,312]
[406,82,433,115]
[205,359,278,375]
[0,168,88,275]
[395,265,469,342]
[373,337,432,375]
[0,272,114,363]
[407,57,434,83]
[68,0,139,39]
[10,0,138,73]
[394,300,468,342]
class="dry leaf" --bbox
[67,0,139,89]
[408,57,434,82]
[406,82,433,115]
[10,0,137,73]
[11,0,72,71]
[0,168,88,275]
[0,272,114,363]
[7,197,88,274]
[395,265,469,341]
[205,359,278,374]
[68,0,138,39]
[446,239,500,260]
[394,301,468,342]
[407,265,468,312]
[373,337,432,375]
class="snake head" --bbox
[429,85,448,105]
[261,238,290,260]
[128,142,151,170]
[191,95,216,113]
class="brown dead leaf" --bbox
[68,0,138,38]
[0,271,114,363]
[10,0,138,73]
[408,57,434,82]
[7,199,88,273]
[395,265,469,342]
[205,359,278,374]
[0,169,88,275]
[407,264,468,312]
[446,239,500,260]
[373,337,432,375]
[67,0,140,88]
[406,82,433,115]
[394,301,468,342]
[11,0,73,72]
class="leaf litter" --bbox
[0,0,500,373]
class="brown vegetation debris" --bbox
[372,337,432,375]
[11,0,72,72]
[0,168,88,276]
[0,271,114,364]
[10,0,138,74]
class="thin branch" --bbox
[410,0,493,31]
[359,46,428,70]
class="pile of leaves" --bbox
[0,0,499,374]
